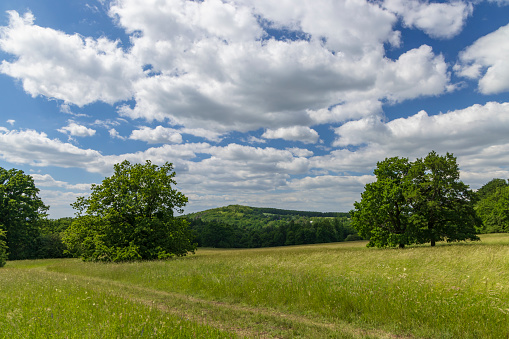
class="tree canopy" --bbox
[0,167,48,260]
[475,179,509,233]
[350,151,479,248]
[63,160,196,262]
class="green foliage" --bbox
[475,185,509,233]
[186,204,348,230]
[188,215,354,248]
[351,151,479,248]
[37,217,73,258]
[351,156,415,248]
[476,178,508,200]
[0,167,48,260]
[63,160,196,262]
[408,151,480,246]
[0,227,7,267]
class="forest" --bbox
[186,205,357,248]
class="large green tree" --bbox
[63,160,196,262]
[0,167,48,260]
[351,156,415,248]
[351,152,479,248]
[407,151,479,246]
[475,184,509,233]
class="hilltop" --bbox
[184,204,349,230]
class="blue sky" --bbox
[0,0,508,218]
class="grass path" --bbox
[3,235,509,338]
[24,267,409,338]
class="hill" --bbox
[184,204,349,230]
[184,205,355,248]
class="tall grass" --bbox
[4,234,509,338]
[0,263,235,338]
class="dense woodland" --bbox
[186,205,357,248]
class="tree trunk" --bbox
[431,238,435,247]
[399,243,405,249]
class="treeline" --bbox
[187,217,360,248]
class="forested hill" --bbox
[184,204,349,229]
[183,205,356,248]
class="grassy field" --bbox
[1,234,509,338]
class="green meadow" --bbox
[1,234,509,338]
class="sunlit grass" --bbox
[0,265,236,338]
[3,234,509,338]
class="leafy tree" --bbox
[63,160,196,262]
[0,227,7,267]
[475,185,509,233]
[0,167,48,259]
[351,157,415,248]
[351,152,479,248]
[408,152,479,246]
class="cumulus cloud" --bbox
[456,23,509,94]
[0,10,141,106]
[129,125,183,144]
[332,101,509,164]
[108,128,126,140]
[58,122,96,137]
[262,126,319,144]
[6,119,15,125]
[377,45,452,102]
[383,0,472,39]
[0,2,456,135]
[31,173,91,190]
[109,0,450,132]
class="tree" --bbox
[351,152,479,248]
[351,157,415,248]
[407,152,479,246]
[475,185,509,233]
[63,160,196,262]
[0,167,48,260]
[0,227,7,267]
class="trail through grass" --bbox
[2,234,509,338]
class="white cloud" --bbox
[0,10,141,106]
[383,0,472,39]
[58,122,96,137]
[108,128,126,140]
[262,126,319,144]
[287,147,314,158]
[247,136,267,144]
[456,23,509,94]
[180,127,224,142]
[31,173,91,190]
[6,119,14,125]
[108,0,450,132]
[377,45,451,102]
[0,2,456,135]
[332,101,509,166]
[245,0,398,54]
[129,125,183,144]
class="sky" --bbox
[0,0,509,218]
